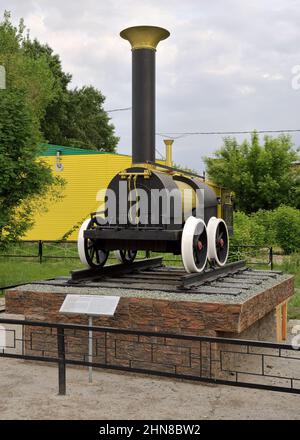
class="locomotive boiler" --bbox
[77,25,233,273]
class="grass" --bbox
[275,254,300,319]
[0,258,84,291]
[0,253,181,292]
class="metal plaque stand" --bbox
[89,315,93,383]
[59,295,120,385]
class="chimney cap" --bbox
[120,25,170,50]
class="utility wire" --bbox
[155,148,165,159]
[106,107,132,113]
[105,108,300,137]
[156,129,300,140]
[106,107,300,141]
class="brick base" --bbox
[5,275,294,375]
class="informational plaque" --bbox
[59,295,120,317]
[59,294,120,383]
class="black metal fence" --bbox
[0,240,78,263]
[0,240,275,293]
[228,244,274,270]
[0,239,274,267]
[0,317,299,396]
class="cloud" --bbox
[4,0,300,171]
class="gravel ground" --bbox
[0,357,299,420]
[13,271,291,304]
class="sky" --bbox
[4,0,300,172]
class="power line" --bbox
[105,107,300,140]
[156,129,300,139]
[106,107,132,113]
[105,109,300,137]
[155,148,165,159]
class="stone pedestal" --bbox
[4,273,294,377]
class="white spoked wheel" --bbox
[114,250,137,264]
[77,218,109,268]
[181,216,208,273]
[207,217,229,267]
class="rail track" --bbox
[28,258,282,296]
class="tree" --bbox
[22,38,72,146]
[232,206,300,254]
[230,211,265,247]
[0,11,59,119]
[0,12,63,244]
[272,205,300,254]
[1,11,119,152]
[204,132,299,213]
[23,35,119,151]
[0,11,118,242]
[0,89,61,244]
[172,161,200,176]
[56,86,119,151]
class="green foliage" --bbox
[0,12,65,244]
[0,11,59,119]
[0,258,84,290]
[251,209,277,246]
[1,11,119,152]
[230,211,265,247]
[290,164,300,209]
[172,162,200,175]
[205,132,299,213]
[55,86,119,151]
[232,205,300,254]
[22,29,118,151]
[0,11,118,243]
[60,216,88,241]
[280,253,300,277]
[23,38,71,90]
[0,89,61,245]
[271,205,300,254]
[277,253,300,319]
[22,37,72,146]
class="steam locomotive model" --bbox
[77,26,233,273]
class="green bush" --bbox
[272,205,300,254]
[280,253,300,274]
[231,205,300,254]
[251,209,277,246]
[231,211,265,247]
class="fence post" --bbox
[38,240,43,264]
[57,327,66,396]
[270,247,273,271]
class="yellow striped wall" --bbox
[24,153,132,240]
[24,151,225,241]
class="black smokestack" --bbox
[132,49,155,163]
[120,26,170,164]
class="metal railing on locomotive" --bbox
[68,26,231,272]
